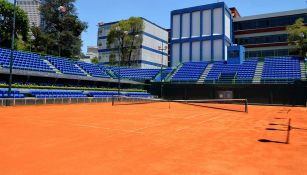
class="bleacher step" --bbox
[197,64,213,84]
[252,61,264,83]
[43,59,62,74]
[165,63,183,82]
[75,64,91,77]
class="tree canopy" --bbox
[287,18,307,57]
[0,0,29,49]
[107,17,143,66]
[31,0,87,58]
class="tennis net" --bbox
[112,96,248,113]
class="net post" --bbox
[244,99,248,113]
[112,95,114,106]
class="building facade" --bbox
[97,18,168,68]
[17,0,42,27]
[233,8,307,58]
[170,2,233,67]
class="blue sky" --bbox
[76,0,306,53]
[10,0,307,52]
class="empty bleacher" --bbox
[111,67,160,80]
[205,59,258,83]
[45,56,86,76]
[0,48,54,73]
[88,91,118,98]
[261,57,301,82]
[121,92,153,98]
[88,91,153,98]
[172,62,208,82]
[0,89,24,98]
[30,90,87,98]
[77,62,110,78]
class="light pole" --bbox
[158,43,168,99]
[299,32,305,57]
[7,0,17,101]
[57,6,66,57]
[115,27,128,96]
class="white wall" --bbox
[192,41,200,62]
[225,12,231,39]
[182,13,190,38]
[141,49,167,67]
[213,8,223,35]
[142,35,165,52]
[213,39,223,61]
[202,10,211,36]
[202,40,211,61]
[192,11,200,37]
[143,20,168,67]
[144,20,168,42]
[182,42,190,62]
[172,43,180,66]
[172,15,180,39]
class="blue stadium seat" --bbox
[88,91,153,98]
[76,62,110,78]
[45,56,86,76]
[0,48,55,73]
[205,59,258,84]
[30,90,86,98]
[172,62,208,82]
[261,57,301,83]
[110,67,160,80]
[0,89,24,98]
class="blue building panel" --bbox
[170,2,233,67]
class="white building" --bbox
[170,2,233,66]
[97,18,169,68]
[81,46,99,63]
[17,0,42,27]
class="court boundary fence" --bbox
[0,97,113,107]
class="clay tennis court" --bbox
[0,102,307,175]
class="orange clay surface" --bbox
[0,102,307,175]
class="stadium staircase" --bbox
[165,63,183,82]
[217,72,237,84]
[197,63,213,84]
[42,57,62,74]
[300,60,307,80]
[252,61,264,83]
[75,64,91,77]
[106,69,117,78]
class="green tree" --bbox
[31,0,87,58]
[109,53,117,65]
[107,17,143,67]
[287,18,307,57]
[0,0,29,49]
[91,56,99,64]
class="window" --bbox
[235,34,288,45]
[234,14,307,31]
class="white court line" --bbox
[132,123,166,132]
[2,116,143,134]
[176,116,221,132]
[60,124,144,134]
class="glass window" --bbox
[235,34,288,45]
[234,14,307,31]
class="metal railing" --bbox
[0,97,114,107]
